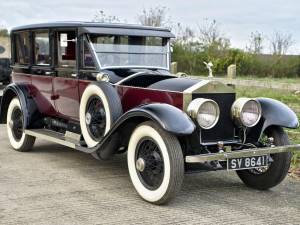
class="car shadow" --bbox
[27,140,261,204]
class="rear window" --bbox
[14,31,30,65]
[34,30,50,65]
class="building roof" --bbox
[11,21,175,38]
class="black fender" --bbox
[126,103,196,135]
[79,103,196,159]
[0,83,42,128]
[247,97,299,142]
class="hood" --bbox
[148,77,235,94]
[148,78,199,92]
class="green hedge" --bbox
[172,42,300,78]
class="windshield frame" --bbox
[86,34,171,71]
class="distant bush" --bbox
[172,42,300,78]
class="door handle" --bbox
[45,71,55,75]
[51,94,59,100]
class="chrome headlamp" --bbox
[187,98,220,129]
[231,98,262,127]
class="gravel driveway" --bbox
[0,124,299,225]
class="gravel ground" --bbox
[0,125,299,225]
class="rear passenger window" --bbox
[57,31,76,67]
[34,31,50,65]
[14,31,30,65]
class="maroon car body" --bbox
[1,22,299,205]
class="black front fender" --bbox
[129,103,196,135]
[258,97,299,130]
[247,98,299,142]
[81,103,196,159]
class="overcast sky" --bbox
[1,0,299,54]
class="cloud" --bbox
[0,0,299,53]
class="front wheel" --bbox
[127,121,184,205]
[236,126,292,190]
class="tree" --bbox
[92,10,121,23]
[197,19,230,50]
[270,31,294,55]
[247,31,264,54]
[137,6,171,28]
[173,23,195,42]
[0,28,9,37]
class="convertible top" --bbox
[11,21,175,38]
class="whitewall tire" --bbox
[127,121,184,204]
[6,97,35,151]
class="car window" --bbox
[83,41,95,68]
[14,31,30,65]
[89,34,169,69]
[34,30,50,65]
[57,31,76,68]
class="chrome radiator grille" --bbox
[192,93,236,143]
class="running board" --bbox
[25,129,81,149]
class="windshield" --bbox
[88,34,169,69]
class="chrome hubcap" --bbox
[8,120,14,129]
[85,112,92,125]
[136,158,146,172]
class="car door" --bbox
[52,29,80,121]
[30,29,57,117]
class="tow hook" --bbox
[217,141,224,153]
[268,137,275,147]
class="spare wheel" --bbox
[80,82,122,148]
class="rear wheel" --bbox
[6,97,35,151]
[127,121,184,205]
[236,126,292,190]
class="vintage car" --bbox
[0,22,299,204]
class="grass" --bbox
[236,86,300,169]
[235,76,300,84]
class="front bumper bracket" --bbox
[185,144,300,163]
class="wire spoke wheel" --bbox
[6,97,35,151]
[85,95,106,141]
[236,126,292,190]
[248,133,272,175]
[10,107,24,141]
[135,138,165,190]
[127,121,184,204]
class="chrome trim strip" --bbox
[182,79,235,111]
[113,83,182,94]
[183,80,210,94]
[115,72,146,85]
[185,144,300,163]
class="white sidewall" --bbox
[6,98,26,149]
[80,84,112,148]
[127,125,171,203]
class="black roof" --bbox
[11,21,175,38]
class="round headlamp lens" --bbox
[187,98,220,129]
[197,101,219,129]
[231,98,262,127]
[241,100,261,127]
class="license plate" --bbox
[227,155,268,170]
